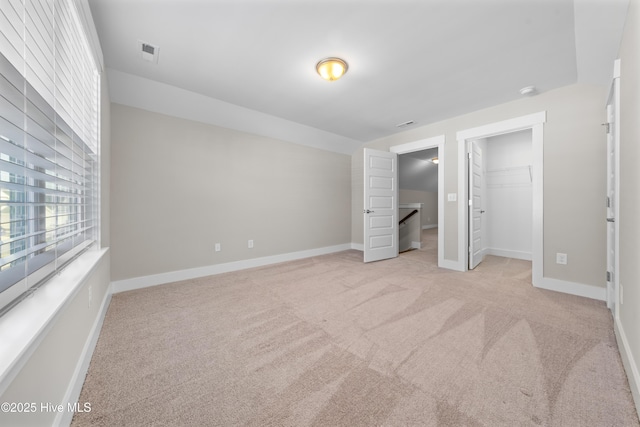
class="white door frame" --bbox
[606,59,621,318]
[456,112,546,285]
[390,135,448,269]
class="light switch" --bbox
[447,193,457,202]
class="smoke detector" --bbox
[519,86,537,96]
[137,40,159,64]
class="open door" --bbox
[363,148,398,263]
[469,141,484,269]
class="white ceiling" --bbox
[88,0,628,146]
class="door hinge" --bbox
[606,271,613,282]
[606,196,611,208]
[602,122,611,134]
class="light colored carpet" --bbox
[73,229,639,426]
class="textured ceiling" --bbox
[89,0,628,145]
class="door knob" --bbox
[607,217,615,223]
[364,209,375,214]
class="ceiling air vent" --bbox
[137,40,159,64]
[396,120,415,128]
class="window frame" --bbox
[0,0,101,315]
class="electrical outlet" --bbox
[556,253,567,265]
[248,240,254,249]
[215,243,221,252]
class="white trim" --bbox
[390,135,447,269]
[534,277,606,301]
[55,287,112,427]
[112,244,352,294]
[391,137,443,154]
[485,248,532,261]
[456,112,546,281]
[615,317,640,417]
[441,259,464,272]
[457,112,547,141]
[75,0,104,72]
[351,243,364,251]
[107,69,362,155]
[613,58,621,79]
[422,224,438,230]
[411,241,422,250]
[0,248,109,397]
[606,62,621,319]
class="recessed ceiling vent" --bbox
[137,40,159,64]
[396,120,415,128]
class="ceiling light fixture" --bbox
[316,57,348,81]
[431,157,439,164]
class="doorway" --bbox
[468,130,533,270]
[390,135,445,268]
[398,147,438,256]
[457,112,546,285]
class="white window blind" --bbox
[0,0,99,312]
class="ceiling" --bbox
[88,0,628,147]
[399,148,439,193]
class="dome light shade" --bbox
[316,57,348,81]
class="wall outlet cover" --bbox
[556,253,567,265]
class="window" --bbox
[0,0,99,313]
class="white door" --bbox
[605,66,620,313]
[363,148,398,263]
[469,142,484,269]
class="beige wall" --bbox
[618,0,640,412]
[110,104,352,282]
[353,83,607,288]
[0,74,112,427]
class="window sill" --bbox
[0,247,109,396]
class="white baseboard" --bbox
[112,244,353,294]
[534,276,606,301]
[439,258,465,272]
[422,224,438,230]
[351,243,364,251]
[485,248,532,261]
[55,289,112,427]
[615,316,640,419]
[411,241,422,249]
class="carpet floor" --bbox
[72,229,639,426]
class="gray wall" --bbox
[110,104,352,282]
[399,189,438,228]
[353,83,607,288]
[618,0,640,412]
